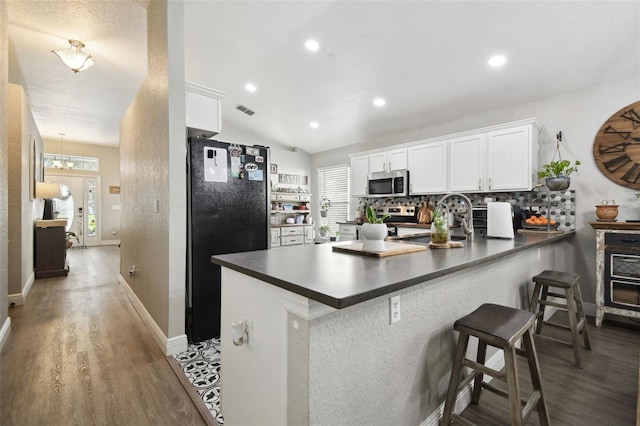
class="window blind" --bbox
[317,165,350,237]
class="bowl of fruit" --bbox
[523,214,559,230]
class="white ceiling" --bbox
[8,1,640,153]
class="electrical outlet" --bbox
[243,317,253,344]
[390,295,400,324]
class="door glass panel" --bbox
[54,184,74,232]
[87,180,97,237]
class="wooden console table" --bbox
[35,219,69,279]
[590,222,640,327]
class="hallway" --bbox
[1,246,206,425]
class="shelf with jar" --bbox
[270,192,313,225]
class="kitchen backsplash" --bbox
[358,190,576,231]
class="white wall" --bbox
[0,0,11,350]
[7,84,41,300]
[311,78,640,303]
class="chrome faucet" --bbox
[435,193,474,242]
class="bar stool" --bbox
[530,270,591,368]
[441,303,549,426]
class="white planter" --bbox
[361,223,387,252]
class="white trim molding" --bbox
[0,317,11,353]
[118,274,187,356]
[7,271,35,306]
[100,239,120,246]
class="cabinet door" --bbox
[408,141,448,194]
[368,152,387,173]
[270,228,280,248]
[350,155,369,197]
[304,226,316,244]
[449,134,486,192]
[388,148,408,171]
[487,125,533,191]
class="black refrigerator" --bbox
[186,137,270,343]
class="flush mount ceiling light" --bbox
[309,121,319,129]
[373,98,386,107]
[488,55,507,67]
[245,83,257,92]
[305,39,319,52]
[51,39,95,73]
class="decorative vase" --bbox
[545,177,570,191]
[595,204,618,221]
[320,210,328,218]
[361,223,387,252]
[430,213,450,245]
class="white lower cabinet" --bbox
[338,224,358,241]
[281,235,304,246]
[304,226,316,244]
[270,228,281,248]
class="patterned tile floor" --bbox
[173,338,224,424]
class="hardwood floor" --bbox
[1,246,206,426]
[459,311,640,425]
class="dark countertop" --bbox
[212,231,575,309]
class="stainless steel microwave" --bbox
[367,170,409,197]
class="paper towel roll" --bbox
[487,202,514,239]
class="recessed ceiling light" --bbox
[245,83,257,92]
[488,55,507,67]
[373,98,386,107]
[309,121,319,129]
[305,39,319,52]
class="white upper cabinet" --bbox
[486,125,537,191]
[350,155,369,197]
[368,148,408,173]
[408,141,448,194]
[449,133,487,192]
[185,82,226,137]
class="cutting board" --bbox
[429,241,464,249]
[332,241,426,257]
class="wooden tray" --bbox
[332,241,426,257]
[517,229,564,235]
[429,241,464,249]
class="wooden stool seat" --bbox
[441,303,550,426]
[530,270,592,368]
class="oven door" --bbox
[604,249,640,312]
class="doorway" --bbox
[45,174,100,247]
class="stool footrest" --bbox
[534,333,574,348]
[546,291,567,299]
[537,299,568,309]
[451,413,475,426]
[522,390,542,423]
[457,370,481,392]
[462,359,504,381]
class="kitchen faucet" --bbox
[435,193,474,242]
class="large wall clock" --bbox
[593,100,640,189]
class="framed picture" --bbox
[29,135,36,200]
[270,163,278,174]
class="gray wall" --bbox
[311,78,640,304]
[119,0,186,341]
[1,0,10,344]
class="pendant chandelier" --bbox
[53,133,74,170]
[51,39,94,73]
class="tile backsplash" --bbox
[358,190,576,231]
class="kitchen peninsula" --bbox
[212,231,574,425]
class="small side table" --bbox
[590,222,640,327]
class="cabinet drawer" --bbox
[276,194,299,201]
[605,233,640,247]
[281,226,303,236]
[339,225,357,236]
[299,194,311,202]
[281,236,304,246]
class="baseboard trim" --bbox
[7,271,35,306]
[118,274,187,356]
[0,316,11,354]
[100,239,120,246]
[422,349,505,426]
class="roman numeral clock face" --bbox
[593,100,640,189]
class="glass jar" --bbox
[430,212,450,244]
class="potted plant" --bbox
[537,132,580,191]
[319,226,331,238]
[361,206,390,252]
[537,159,581,190]
[66,231,79,249]
[319,197,331,217]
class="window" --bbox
[317,165,350,236]
[43,153,99,171]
